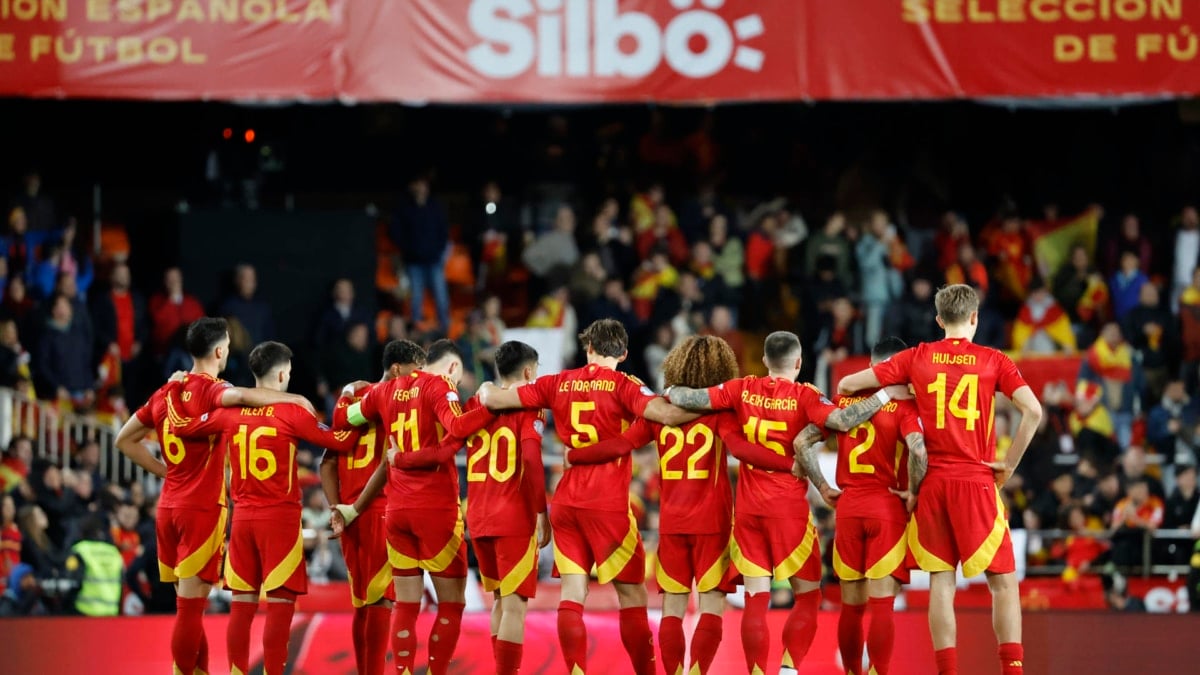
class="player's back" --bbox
[463,398,544,537]
[224,403,318,514]
[333,390,387,506]
[141,374,232,510]
[651,412,734,535]
[833,393,919,520]
[376,371,461,511]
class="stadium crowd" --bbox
[2,143,1200,617]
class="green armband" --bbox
[346,402,367,427]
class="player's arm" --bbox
[170,406,235,439]
[330,384,369,430]
[642,398,700,427]
[290,409,360,454]
[220,386,316,417]
[906,431,928,496]
[568,419,654,465]
[333,462,388,532]
[665,385,714,411]
[520,414,552,549]
[836,368,882,395]
[839,347,916,395]
[792,423,840,507]
[715,414,792,472]
[987,384,1043,487]
[114,414,167,479]
[823,387,911,431]
[431,381,496,439]
[390,435,467,470]
[478,383,524,410]
[319,452,341,512]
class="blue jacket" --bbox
[391,196,449,265]
[1110,270,1148,321]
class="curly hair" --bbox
[661,335,739,390]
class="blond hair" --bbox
[934,284,980,326]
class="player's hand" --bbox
[791,457,804,481]
[289,394,318,418]
[889,488,918,513]
[562,449,573,470]
[984,461,1014,488]
[329,509,346,539]
[536,513,551,549]
[345,380,372,394]
[167,371,187,383]
[818,485,842,509]
[387,442,399,468]
[477,382,497,407]
[884,384,913,401]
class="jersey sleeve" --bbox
[994,352,1030,398]
[800,383,837,430]
[173,406,234,439]
[898,401,924,439]
[569,418,654,465]
[429,376,495,439]
[330,392,358,430]
[134,391,159,427]
[705,378,742,411]
[521,412,548,514]
[871,347,917,387]
[287,405,360,453]
[392,435,465,470]
[714,413,793,472]
[517,374,559,409]
[615,375,658,418]
[199,378,235,411]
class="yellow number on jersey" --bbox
[233,425,279,481]
[466,427,519,483]
[160,420,186,465]
[348,426,376,470]
[658,424,715,481]
[569,401,599,448]
[742,416,787,455]
[927,373,981,431]
[389,411,420,453]
[847,421,877,474]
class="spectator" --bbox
[32,220,93,301]
[630,249,678,323]
[17,504,62,578]
[466,180,521,282]
[1103,213,1153,277]
[1012,277,1076,355]
[52,272,94,356]
[1,276,36,343]
[813,297,863,393]
[934,211,970,270]
[2,207,54,284]
[88,262,145,399]
[218,264,274,347]
[33,463,88,546]
[1,494,18,588]
[635,204,688,267]
[456,310,501,385]
[587,277,637,330]
[35,295,94,407]
[643,324,673,392]
[1110,477,1164,568]
[524,205,581,293]
[568,252,607,308]
[10,170,56,232]
[1123,283,1175,404]
[1179,266,1200,391]
[64,514,123,617]
[313,278,370,349]
[1171,205,1200,311]
[480,295,506,346]
[1086,472,1123,529]
[110,501,140,569]
[707,214,744,308]
[886,276,940,346]
[0,318,31,391]
[629,182,672,234]
[703,305,746,368]
[1068,380,1120,468]
[1147,380,1199,467]
[1119,445,1166,501]
[0,562,47,616]
[856,211,902,347]
[147,267,204,359]
[1052,503,1109,589]
[1053,244,1109,341]
[743,213,778,329]
[70,440,104,496]
[526,285,578,367]
[803,212,853,290]
[679,180,733,245]
[1029,471,1075,530]
[650,271,707,335]
[1163,463,1198,564]
[587,205,636,282]
[391,173,451,330]
[0,437,33,499]
[1110,250,1149,322]
[988,214,1033,303]
[945,240,989,295]
[1080,323,1142,449]
[317,323,373,409]
[125,528,174,614]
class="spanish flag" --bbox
[1086,337,1132,383]
[1031,207,1101,279]
[1076,275,1110,323]
[1069,380,1115,439]
[526,294,567,328]
[1011,299,1075,352]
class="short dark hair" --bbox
[248,341,293,378]
[426,339,462,365]
[871,336,908,362]
[80,514,108,542]
[493,341,539,380]
[185,318,229,358]
[383,339,426,371]
[578,319,628,358]
[763,331,801,371]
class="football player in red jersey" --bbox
[319,339,426,675]
[339,339,494,675]
[795,337,926,675]
[477,319,696,675]
[567,335,795,675]
[667,331,908,675]
[114,318,312,675]
[838,285,1043,675]
[170,341,358,675]
[389,340,550,675]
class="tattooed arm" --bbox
[906,431,928,495]
[823,385,912,431]
[792,423,840,507]
[665,386,713,411]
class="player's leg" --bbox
[909,478,961,675]
[427,573,468,675]
[685,531,731,675]
[839,580,868,675]
[656,533,692,675]
[596,509,654,675]
[691,590,727,675]
[865,577,900,675]
[987,571,1024,675]
[363,599,393,675]
[344,511,394,675]
[223,518,263,675]
[490,590,502,654]
[387,510,425,675]
[861,516,908,675]
[660,592,689,675]
[928,571,958,675]
[495,593,530,675]
[778,513,822,673]
[488,534,540,675]
[552,505,592,673]
[226,594,258,675]
[732,514,774,674]
[955,482,1021,675]
[168,506,225,675]
[262,589,297,675]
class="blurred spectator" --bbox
[17,504,62,578]
[886,276,940,346]
[1,207,55,283]
[568,252,607,308]
[318,323,373,409]
[1171,205,1200,311]
[456,310,501,385]
[1012,277,1076,355]
[524,205,581,297]
[1110,250,1149,322]
[52,272,94,356]
[813,297,863,393]
[1146,381,1199,467]
[1163,463,1198,564]
[392,174,451,330]
[32,220,93,301]
[1,276,36,343]
[1,437,34,499]
[934,211,970,269]
[480,295,506,345]
[147,267,204,359]
[1053,244,1109,343]
[1068,380,1120,468]
[1052,504,1109,589]
[1110,477,1163,568]
[974,286,1009,350]
[0,562,47,616]
[70,440,104,496]
[88,263,145,399]
[679,180,733,244]
[0,318,32,391]
[856,212,902,347]
[1086,472,1123,529]
[743,214,778,329]
[643,324,673,392]
[1,494,18,587]
[703,305,745,368]
[64,514,123,616]
[587,204,636,281]
[466,180,521,283]
[650,271,708,338]
[313,278,370,349]
[34,463,89,546]
[110,501,140,569]
[1080,323,1142,449]
[1179,267,1200,391]
[125,527,174,614]
[630,249,678,323]
[803,213,853,291]
[588,277,637,330]
[988,214,1033,303]
[10,171,57,232]
[35,295,94,407]
[707,214,744,308]
[1103,214,1153,277]
[629,182,672,234]
[1123,283,1175,404]
[1119,445,1166,500]
[526,285,578,367]
[218,264,274,347]
[1029,471,1075,530]
[945,241,989,295]
[635,204,688,266]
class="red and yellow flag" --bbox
[1012,301,1075,352]
[1087,338,1132,383]
[1031,207,1101,279]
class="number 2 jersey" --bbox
[832,392,921,521]
[134,373,234,510]
[706,376,837,517]
[872,338,1028,482]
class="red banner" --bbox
[3,1,1200,102]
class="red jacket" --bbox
[148,293,205,355]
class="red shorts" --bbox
[731,511,821,582]
[225,516,307,595]
[834,516,909,584]
[342,504,395,607]
[474,534,539,599]
[156,505,227,584]
[656,532,733,594]
[550,505,645,585]
[386,507,467,578]
[909,477,1015,577]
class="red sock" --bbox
[263,601,295,675]
[618,606,656,675]
[353,606,369,675]
[741,592,771,673]
[782,589,820,669]
[391,601,421,674]
[935,647,958,675]
[172,596,208,674]
[689,612,723,674]
[866,597,895,674]
[557,601,587,673]
[491,634,498,652]
[999,642,1024,675]
[226,601,257,675]
[427,601,465,675]
[659,615,685,675]
[837,603,867,675]
[495,638,524,675]
[196,627,210,675]
[365,605,392,675]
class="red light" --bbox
[244,129,256,143]
[222,128,232,139]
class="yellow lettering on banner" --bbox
[935,0,963,22]
[30,33,50,61]
[1138,32,1163,59]
[1091,33,1117,59]
[1031,0,1061,21]
[182,38,206,63]
[55,28,82,62]
[276,0,299,23]
[117,35,141,62]
[147,0,171,21]
[0,34,15,61]
[43,0,65,20]
[1115,0,1145,20]
[117,0,142,23]
[1065,0,1095,21]
[1168,25,1197,60]
[306,0,330,23]
[211,0,237,22]
[243,0,271,23]
[176,0,202,21]
[87,0,111,21]
[1055,34,1084,60]
[998,0,1025,21]
[1153,0,1181,21]
[86,35,112,60]
[968,0,995,22]
[902,0,930,22]
[147,36,177,63]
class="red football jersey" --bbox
[706,376,836,517]
[135,374,233,510]
[872,338,1029,482]
[832,393,922,520]
[516,364,658,513]
[462,396,547,538]
[331,391,386,507]
[353,371,493,512]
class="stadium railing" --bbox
[1024,527,1195,578]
